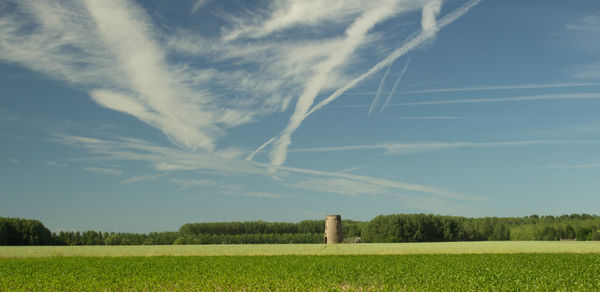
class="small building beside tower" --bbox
[324,214,343,244]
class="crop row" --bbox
[1,254,600,290]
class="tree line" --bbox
[362,213,600,242]
[2,214,600,245]
[0,217,53,245]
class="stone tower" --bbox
[324,214,343,244]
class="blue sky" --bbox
[2,0,600,232]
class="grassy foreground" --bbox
[2,254,600,290]
[2,242,600,291]
[2,241,600,258]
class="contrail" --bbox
[380,57,411,113]
[329,92,600,108]
[305,0,480,118]
[257,0,481,168]
[289,139,600,154]
[389,92,600,106]
[245,136,276,161]
[266,2,407,170]
[396,82,600,95]
[342,82,600,96]
[368,62,393,115]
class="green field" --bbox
[2,241,600,258]
[2,242,600,291]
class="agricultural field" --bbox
[2,241,600,258]
[2,242,600,290]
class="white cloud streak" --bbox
[190,0,210,14]
[344,81,600,96]
[84,167,123,176]
[264,0,480,169]
[287,177,388,197]
[368,62,393,115]
[268,0,414,170]
[0,0,448,163]
[389,92,600,106]
[290,139,600,155]
[121,173,165,185]
[3,1,485,210]
[171,178,216,191]
[380,57,411,113]
[305,0,480,116]
[0,0,307,155]
[245,136,276,161]
[56,134,477,201]
[397,82,600,95]
[220,185,294,199]
[394,116,460,120]
[85,0,221,151]
[278,163,477,200]
[45,161,67,167]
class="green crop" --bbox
[2,241,600,258]
[1,254,600,291]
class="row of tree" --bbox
[0,217,53,245]
[363,214,600,242]
[2,214,600,245]
[54,231,179,245]
[173,233,323,244]
[179,220,365,237]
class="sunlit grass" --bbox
[2,241,600,258]
[2,254,600,290]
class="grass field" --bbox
[2,242,600,291]
[2,241,600,258]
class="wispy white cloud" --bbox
[45,161,67,167]
[278,163,476,201]
[170,178,216,191]
[121,173,165,185]
[267,0,420,170]
[0,0,447,164]
[265,0,481,169]
[240,191,294,199]
[398,82,600,95]
[290,139,600,155]
[564,14,600,79]
[1,0,486,212]
[190,0,210,14]
[56,134,477,202]
[566,14,600,33]
[220,185,295,199]
[287,177,388,197]
[306,0,479,115]
[245,137,276,161]
[83,167,123,176]
[222,0,418,42]
[380,57,410,113]
[389,92,600,106]
[0,0,302,155]
[335,92,600,109]
[368,61,393,115]
[8,158,19,163]
[344,81,600,96]
[571,62,600,80]
[337,166,363,173]
[394,116,461,120]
